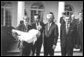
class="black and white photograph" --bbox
[1,1,83,56]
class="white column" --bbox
[4,7,5,26]
[17,1,25,26]
[57,1,65,39]
[55,2,65,53]
[58,2,65,22]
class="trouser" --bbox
[22,41,33,56]
[44,38,54,56]
[61,44,73,56]
[79,35,83,52]
[32,37,42,56]
[61,36,73,56]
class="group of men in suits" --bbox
[60,10,83,56]
[31,12,59,56]
[16,12,58,56]
[16,10,83,56]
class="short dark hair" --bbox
[49,12,53,15]
[49,12,55,19]
[62,12,66,15]
[20,20,24,24]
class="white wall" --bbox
[25,1,58,24]
[42,1,58,24]
[11,2,17,28]
[11,1,83,27]
[65,1,83,19]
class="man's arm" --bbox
[60,26,62,40]
[54,24,59,45]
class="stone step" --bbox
[6,51,83,56]
[8,39,80,53]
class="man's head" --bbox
[20,20,24,25]
[78,10,83,21]
[79,12,83,18]
[34,14,39,22]
[47,12,54,23]
[62,12,66,17]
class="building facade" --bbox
[1,1,83,54]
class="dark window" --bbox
[31,2,44,24]
[5,9,11,26]
[1,7,11,26]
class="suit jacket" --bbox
[31,22,45,33]
[44,22,58,45]
[60,17,74,47]
[78,19,83,43]
[71,19,79,46]
[26,25,32,31]
[16,24,26,32]
[60,17,66,47]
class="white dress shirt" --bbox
[66,22,70,34]
[36,22,42,30]
[48,23,52,31]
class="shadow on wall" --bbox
[1,26,18,56]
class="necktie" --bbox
[48,23,51,31]
[66,23,70,34]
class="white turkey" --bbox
[12,29,41,44]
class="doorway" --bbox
[31,2,44,24]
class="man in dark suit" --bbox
[60,13,66,56]
[16,20,32,56]
[78,19,83,52]
[44,12,58,56]
[77,11,83,52]
[66,16,75,56]
[60,13,74,56]
[71,15,80,49]
[31,14,45,56]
